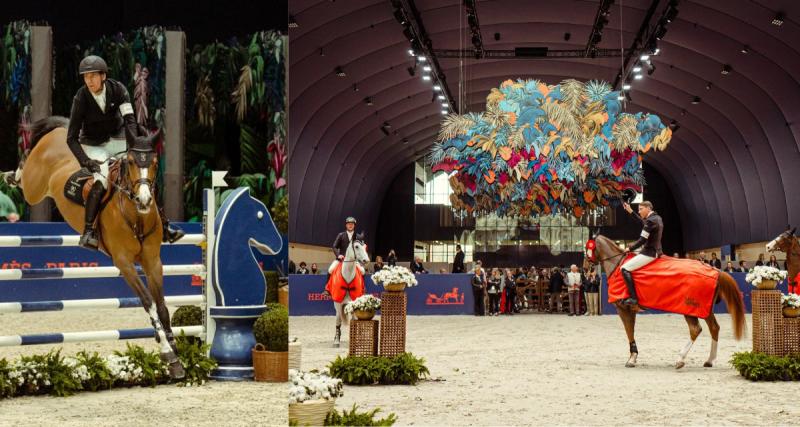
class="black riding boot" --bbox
[158,205,185,243]
[620,269,639,307]
[79,182,105,250]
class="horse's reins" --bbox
[113,155,158,243]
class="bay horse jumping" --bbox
[588,233,745,369]
[767,226,799,293]
[6,116,185,378]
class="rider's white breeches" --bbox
[621,254,656,272]
[81,138,126,189]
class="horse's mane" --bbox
[596,234,624,255]
[27,116,69,148]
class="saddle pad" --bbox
[63,168,93,205]
[63,162,121,206]
[607,255,719,318]
[325,262,365,303]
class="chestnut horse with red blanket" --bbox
[587,234,745,369]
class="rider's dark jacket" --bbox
[332,231,354,258]
[629,210,663,258]
[66,78,138,166]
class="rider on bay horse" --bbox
[67,55,183,249]
[620,200,663,310]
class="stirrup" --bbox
[163,225,185,243]
[79,230,99,250]
[621,297,639,306]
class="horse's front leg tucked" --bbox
[140,249,177,353]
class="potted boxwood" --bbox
[344,294,381,320]
[252,304,288,382]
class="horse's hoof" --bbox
[675,361,685,370]
[168,361,186,379]
[703,361,713,368]
[333,342,340,348]
[625,362,636,368]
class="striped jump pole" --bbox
[0,295,203,314]
[0,325,204,347]
[0,234,205,247]
[0,264,204,280]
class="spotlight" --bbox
[713,160,719,166]
[364,97,374,106]
[433,85,442,91]
[633,66,642,72]
[640,54,650,61]
[706,82,712,90]
[691,96,701,105]
[441,109,449,115]
[772,12,784,26]
[665,6,679,23]
[653,47,660,55]
[437,95,445,100]
[654,26,667,40]
[721,64,732,75]
[383,121,391,128]
[617,95,624,101]
[422,75,431,81]
[335,66,346,77]
[408,49,415,56]
[418,56,427,62]
[741,45,749,54]
[353,84,359,92]
[393,9,407,25]
[423,66,431,72]
[402,138,409,144]
[288,15,299,28]
[647,64,656,75]
[441,102,448,107]
[633,74,643,80]
[622,84,631,90]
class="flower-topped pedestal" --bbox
[346,295,382,357]
[746,266,788,290]
[370,266,418,357]
[783,293,800,318]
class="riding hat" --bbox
[79,55,108,75]
[345,216,357,224]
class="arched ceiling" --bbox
[289,0,800,251]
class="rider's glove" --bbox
[86,161,101,174]
[338,255,344,261]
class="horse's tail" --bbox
[27,116,69,148]
[718,271,746,340]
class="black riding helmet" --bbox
[79,55,108,75]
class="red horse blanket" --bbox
[325,262,365,303]
[607,255,719,318]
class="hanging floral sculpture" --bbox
[1,21,32,157]
[430,79,672,218]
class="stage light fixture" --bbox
[288,15,298,28]
[640,54,650,61]
[437,95,445,100]
[423,66,431,72]
[335,66,346,77]
[365,97,373,106]
[772,12,784,26]
[422,75,431,81]
[433,85,442,91]
[622,84,631,90]
[633,66,642,73]
[633,74,643,80]
[721,64,732,75]
[691,96,701,105]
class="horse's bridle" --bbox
[114,149,155,205]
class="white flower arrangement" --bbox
[782,293,800,308]
[344,294,381,315]
[745,265,788,286]
[371,266,418,287]
[288,369,343,404]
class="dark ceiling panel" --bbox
[289,0,800,251]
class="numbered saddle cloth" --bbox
[607,254,719,318]
[63,161,120,206]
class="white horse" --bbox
[327,233,370,346]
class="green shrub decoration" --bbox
[175,333,218,386]
[328,353,429,385]
[730,351,800,381]
[265,270,280,303]
[253,304,289,351]
[171,305,204,345]
[0,343,218,399]
[324,404,397,426]
[270,195,288,234]
[74,351,115,392]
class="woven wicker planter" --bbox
[252,344,288,382]
[756,280,778,290]
[783,306,800,318]
[354,309,376,320]
[288,341,302,371]
[384,282,406,292]
[289,399,335,426]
